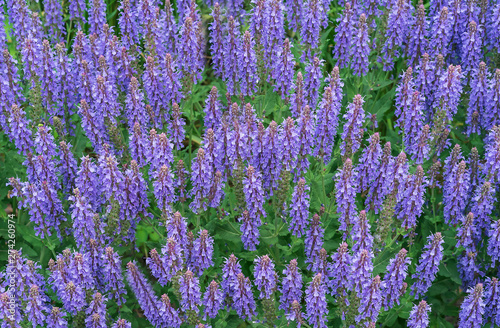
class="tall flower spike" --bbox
[290,72,305,117]
[203,280,223,319]
[280,259,303,314]
[295,106,315,178]
[396,165,426,230]
[335,159,358,232]
[304,57,324,106]
[221,254,242,299]
[289,178,310,237]
[332,3,354,69]
[69,188,99,250]
[443,160,470,225]
[204,86,222,130]
[233,273,256,320]
[7,104,34,155]
[263,0,285,59]
[458,283,484,328]
[254,255,277,299]
[159,294,181,328]
[305,214,325,267]
[244,166,267,219]
[285,0,303,32]
[484,277,500,327]
[407,1,428,67]
[153,165,175,213]
[350,248,374,293]
[429,7,452,58]
[382,248,411,310]
[45,0,65,42]
[178,270,201,314]
[471,181,495,230]
[190,148,213,213]
[456,212,477,252]
[102,247,126,305]
[486,70,500,129]
[315,83,341,163]
[407,300,431,328]
[404,91,425,154]
[300,0,322,60]
[240,210,260,251]
[192,230,214,276]
[178,16,204,84]
[89,0,107,34]
[85,292,107,328]
[271,38,295,99]
[467,62,489,134]
[209,3,224,77]
[356,275,384,324]
[461,21,483,73]
[126,262,162,326]
[350,13,370,76]
[223,16,241,95]
[351,210,373,253]
[341,94,365,158]
[357,133,381,193]
[239,30,258,96]
[305,273,328,328]
[488,219,500,268]
[381,0,411,70]
[26,285,47,327]
[46,306,67,327]
[411,233,444,299]
[328,242,351,300]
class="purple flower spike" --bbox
[411,233,444,299]
[179,270,201,314]
[280,259,303,314]
[335,158,358,232]
[407,1,428,67]
[332,3,354,69]
[254,255,277,299]
[396,165,426,230]
[192,230,214,276]
[356,275,383,324]
[304,56,324,106]
[341,94,365,158]
[300,0,322,60]
[484,278,500,327]
[350,249,373,294]
[488,219,500,268]
[358,133,381,193]
[381,0,411,70]
[271,38,295,99]
[233,273,256,320]
[382,248,411,310]
[461,21,483,73]
[351,210,373,254]
[289,178,311,237]
[458,283,484,328]
[350,13,370,76]
[443,160,470,225]
[239,210,261,251]
[203,281,223,319]
[239,30,258,96]
[305,273,328,328]
[305,214,324,267]
[407,300,431,328]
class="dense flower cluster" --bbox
[1,0,500,327]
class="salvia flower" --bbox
[271,38,295,99]
[350,249,374,293]
[159,294,181,328]
[488,220,500,268]
[202,281,223,319]
[396,165,426,230]
[356,275,383,324]
[467,62,489,134]
[458,283,484,328]
[300,0,322,59]
[289,177,310,237]
[102,247,126,305]
[382,248,411,310]
[305,273,328,328]
[407,300,431,328]
[328,242,351,299]
[85,292,107,328]
[192,230,214,276]
[209,3,224,77]
[233,273,256,320]
[335,159,358,232]
[315,83,341,163]
[341,94,365,158]
[351,210,373,253]
[280,259,303,314]
[411,233,444,299]
[239,210,261,251]
[304,56,324,106]
[179,270,201,314]
[484,277,500,327]
[350,13,370,76]
[407,1,428,67]
[239,30,258,96]
[253,255,277,299]
[461,21,483,73]
[443,160,470,225]
[357,133,381,193]
[305,214,325,266]
[429,7,452,58]
[332,3,354,69]
[381,0,411,70]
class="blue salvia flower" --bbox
[153,165,175,213]
[304,56,324,106]
[289,178,310,237]
[240,210,261,251]
[204,86,223,130]
[58,142,77,194]
[125,77,148,133]
[102,247,126,305]
[161,54,183,109]
[60,281,86,315]
[488,4,500,52]
[411,232,444,299]
[221,254,242,299]
[486,70,500,129]
[26,285,47,327]
[357,133,381,193]
[380,0,411,70]
[68,188,99,250]
[295,106,316,178]
[47,307,68,328]
[280,259,303,314]
[471,181,495,230]
[305,214,324,267]
[89,0,107,34]
[407,300,431,328]
[351,210,373,254]
[192,230,214,276]
[328,241,351,297]
[412,124,431,164]
[443,160,470,225]
[456,212,477,252]
[458,251,484,289]
[280,117,300,171]
[179,270,201,314]
[244,165,267,219]
[178,16,204,84]
[350,13,370,76]
[45,0,65,42]
[461,21,483,73]
[159,238,184,282]
[126,262,162,326]
[429,7,452,59]
[394,67,415,131]
[75,156,102,210]
[467,62,489,134]
[435,64,463,124]
[239,30,259,96]
[143,56,164,128]
[7,104,33,155]
[458,283,484,328]
[233,273,256,320]
[250,0,269,42]
[305,273,328,328]
[263,121,283,193]
[350,249,373,294]
[171,103,186,151]
[314,70,342,163]
[285,0,303,32]
[382,248,411,310]
[404,91,425,154]
[332,3,354,69]
[209,3,224,76]
[263,0,285,59]
[484,277,500,327]
[203,280,223,319]
[311,248,329,278]
[85,292,107,328]
[483,126,500,182]
[335,158,358,232]
[396,166,426,230]
[290,72,305,118]
[271,38,295,99]
[407,1,428,67]
[69,0,86,25]
[254,255,277,299]
[300,0,322,60]
[223,16,241,95]
[159,0,177,55]
[340,94,365,158]
[356,275,383,324]
[190,148,213,213]
[0,293,21,325]
[488,219,500,268]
